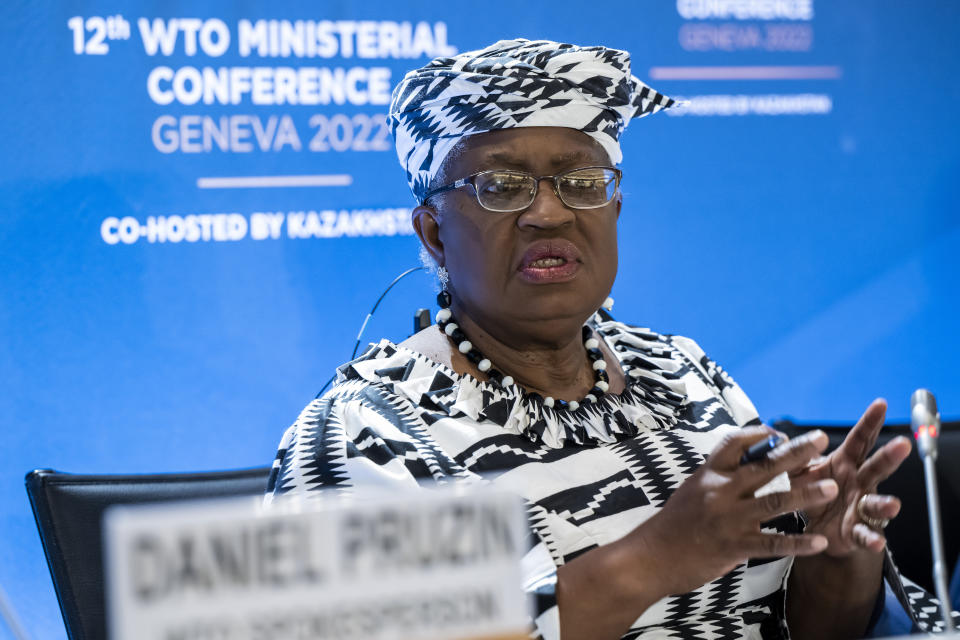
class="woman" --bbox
[268,39,952,639]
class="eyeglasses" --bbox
[421,166,622,213]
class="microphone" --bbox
[910,389,955,632]
[912,389,941,459]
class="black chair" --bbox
[774,420,960,595]
[25,466,271,640]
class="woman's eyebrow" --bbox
[549,150,594,166]
[482,151,527,168]
[480,149,598,169]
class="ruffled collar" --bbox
[338,314,689,449]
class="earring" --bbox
[435,266,452,318]
[437,265,449,291]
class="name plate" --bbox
[105,486,530,640]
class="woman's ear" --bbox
[412,204,445,267]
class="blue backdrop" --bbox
[1,1,958,637]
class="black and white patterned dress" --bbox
[267,314,957,639]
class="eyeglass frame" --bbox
[419,165,623,213]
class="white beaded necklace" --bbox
[435,289,615,411]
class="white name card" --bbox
[105,486,531,640]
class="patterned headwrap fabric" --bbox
[387,38,677,203]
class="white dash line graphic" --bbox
[649,66,842,80]
[196,174,354,189]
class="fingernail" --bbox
[820,480,838,497]
[812,536,828,551]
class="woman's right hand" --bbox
[623,426,838,599]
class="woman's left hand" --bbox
[791,398,912,557]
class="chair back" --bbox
[25,466,270,640]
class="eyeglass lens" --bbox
[473,168,618,212]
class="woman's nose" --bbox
[516,179,576,229]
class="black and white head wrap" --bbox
[387,38,677,203]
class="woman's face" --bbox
[416,127,620,347]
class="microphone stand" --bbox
[911,389,955,633]
[920,445,955,633]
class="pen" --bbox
[740,434,784,465]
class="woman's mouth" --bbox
[518,240,582,283]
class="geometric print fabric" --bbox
[268,317,951,638]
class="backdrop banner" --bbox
[1,2,958,637]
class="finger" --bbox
[836,398,887,464]
[858,493,902,521]
[852,522,887,553]
[744,479,838,521]
[740,532,828,558]
[735,430,829,494]
[857,436,912,488]
[709,426,779,471]
[788,455,829,484]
